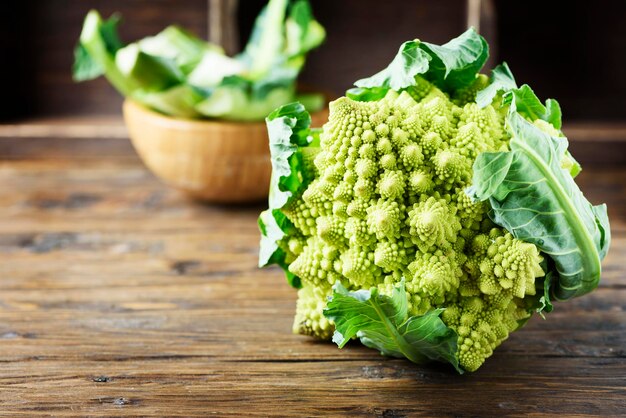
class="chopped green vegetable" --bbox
[73,0,325,121]
[258,28,611,372]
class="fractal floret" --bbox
[258,29,610,373]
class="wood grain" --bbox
[0,137,624,416]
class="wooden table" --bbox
[0,133,624,416]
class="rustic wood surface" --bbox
[0,134,624,417]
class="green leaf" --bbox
[240,0,324,83]
[73,9,124,82]
[72,43,104,81]
[75,4,324,121]
[76,10,139,96]
[258,209,301,288]
[420,27,489,91]
[521,258,554,319]
[252,67,299,99]
[476,62,517,108]
[244,0,323,74]
[503,85,561,126]
[187,51,246,88]
[346,86,390,102]
[493,82,581,178]
[195,83,295,121]
[259,209,288,267]
[354,41,431,91]
[242,0,289,77]
[285,0,326,59]
[538,271,554,314]
[138,25,214,74]
[467,152,514,201]
[241,0,324,107]
[98,13,123,53]
[266,102,314,208]
[544,98,562,130]
[324,282,462,373]
[354,28,488,93]
[258,102,319,287]
[468,112,611,300]
[115,44,183,92]
[134,85,205,118]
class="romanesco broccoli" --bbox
[259,29,610,372]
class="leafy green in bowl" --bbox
[74,0,325,121]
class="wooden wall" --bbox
[1,0,467,120]
[1,0,625,122]
[1,0,207,120]
[496,0,626,121]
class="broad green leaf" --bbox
[476,62,517,108]
[486,78,580,177]
[420,27,489,91]
[257,102,319,287]
[467,152,514,201]
[354,28,488,93]
[468,112,610,300]
[258,209,288,267]
[592,204,611,260]
[324,282,461,373]
[354,41,431,91]
[481,70,563,130]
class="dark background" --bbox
[1,0,625,123]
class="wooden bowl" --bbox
[123,100,329,203]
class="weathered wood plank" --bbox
[0,138,624,416]
[0,358,624,416]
